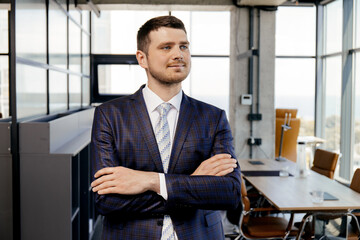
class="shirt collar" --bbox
[143,84,182,113]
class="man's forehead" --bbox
[149,27,188,41]
[154,26,186,33]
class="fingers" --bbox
[213,162,237,176]
[207,160,236,175]
[91,173,114,189]
[192,154,237,176]
[92,179,115,193]
[199,154,232,170]
[215,167,235,176]
[92,167,120,192]
[98,187,117,195]
[210,158,236,170]
[94,167,115,178]
[208,154,231,163]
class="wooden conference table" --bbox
[239,158,360,239]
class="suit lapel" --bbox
[168,94,195,173]
[130,86,164,173]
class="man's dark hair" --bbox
[137,15,187,54]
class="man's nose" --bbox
[172,47,184,60]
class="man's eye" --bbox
[162,46,170,50]
[180,45,188,50]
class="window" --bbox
[92,10,168,54]
[92,10,230,115]
[16,0,47,63]
[324,0,343,54]
[82,31,90,75]
[275,6,316,56]
[69,20,81,73]
[0,10,8,53]
[0,9,9,119]
[172,11,230,55]
[49,0,67,69]
[82,9,91,108]
[315,0,360,179]
[275,58,315,135]
[14,0,91,118]
[16,64,47,118]
[315,0,344,179]
[353,0,360,174]
[173,11,230,115]
[275,6,316,136]
[318,0,342,162]
[356,0,360,48]
[353,53,360,173]
[97,64,146,95]
[189,57,229,113]
[69,75,81,109]
[323,56,342,152]
[0,56,9,119]
[49,70,67,113]
[82,77,90,107]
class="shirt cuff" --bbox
[158,173,168,200]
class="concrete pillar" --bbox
[230,7,276,160]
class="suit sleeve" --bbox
[91,107,166,216]
[165,110,242,210]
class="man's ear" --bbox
[136,50,148,69]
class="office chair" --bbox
[297,211,360,240]
[311,149,339,179]
[348,168,360,239]
[226,175,298,240]
[350,168,360,193]
[275,109,301,162]
[297,169,360,240]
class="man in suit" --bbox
[91,15,241,240]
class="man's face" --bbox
[141,27,191,85]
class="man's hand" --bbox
[191,154,237,176]
[91,167,160,195]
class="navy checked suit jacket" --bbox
[91,85,242,240]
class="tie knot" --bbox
[157,103,172,117]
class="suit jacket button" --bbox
[157,219,163,226]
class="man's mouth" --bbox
[168,63,186,68]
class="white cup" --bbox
[279,167,289,177]
[311,190,324,204]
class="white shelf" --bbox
[53,129,91,156]
[20,108,94,155]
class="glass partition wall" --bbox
[15,0,90,119]
[275,6,316,136]
[322,0,342,154]
[0,9,9,119]
[318,0,359,179]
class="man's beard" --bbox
[149,71,184,85]
[148,62,190,86]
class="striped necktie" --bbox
[155,103,177,240]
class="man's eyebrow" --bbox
[158,41,175,46]
[158,41,190,46]
[180,41,190,45]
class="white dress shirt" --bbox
[142,85,182,200]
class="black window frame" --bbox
[90,54,138,103]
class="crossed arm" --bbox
[90,107,241,215]
[91,153,237,196]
